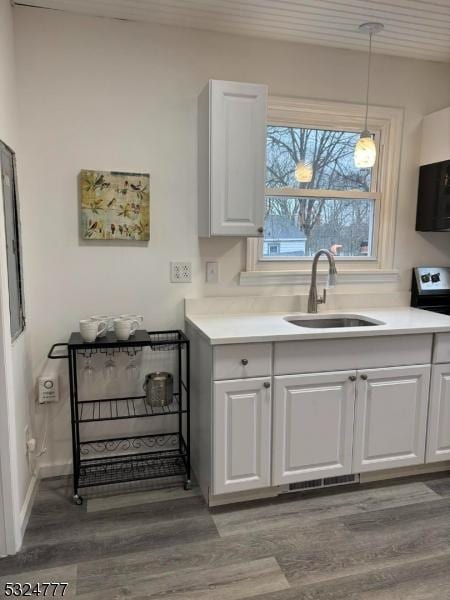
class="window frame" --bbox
[244,96,403,283]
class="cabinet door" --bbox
[353,365,430,473]
[272,371,356,485]
[426,364,450,463]
[210,80,267,236]
[213,377,271,495]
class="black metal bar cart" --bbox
[48,330,191,505]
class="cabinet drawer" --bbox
[274,334,433,375]
[213,343,272,380]
[433,333,450,363]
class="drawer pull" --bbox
[241,359,249,366]
[263,382,271,388]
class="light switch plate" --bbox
[170,261,192,283]
[206,261,219,284]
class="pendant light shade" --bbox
[295,160,313,183]
[354,22,383,169]
[354,130,377,168]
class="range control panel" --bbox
[414,267,450,294]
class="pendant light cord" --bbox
[364,31,373,133]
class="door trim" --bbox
[0,140,20,555]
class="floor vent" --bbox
[287,474,359,493]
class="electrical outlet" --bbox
[170,262,192,283]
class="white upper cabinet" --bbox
[198,80,267,237]
[353,365,430,473]
[426,363,450,463]
[272,371,356,485]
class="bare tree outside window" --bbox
[264,126,376,258]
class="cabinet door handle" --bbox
[241,359,248,366]
[349,375,356,381]
[257,227,264,234]
[360,374,368,380]
[263,382,271,388]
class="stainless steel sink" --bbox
[285,314,384,329]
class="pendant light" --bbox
[354,22,384,169]
[295,160,313,183]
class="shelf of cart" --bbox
[78,433,188,487]
[68,330,151,349]
[78,451,187,488]
[76,394,186,422]
[79,432,187,458]
[147,330,189,351]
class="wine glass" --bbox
[83,356,94,379]
[126,351,138,378]
[103,352,117,382]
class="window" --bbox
[1,141,25,340]
[244,97,403,284]
[267,243,280,255]
[265,125,377,259]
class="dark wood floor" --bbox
[1,473,450,598]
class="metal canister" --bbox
[143,372,174,407]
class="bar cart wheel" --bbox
[73,494,83,506]
[184,480,192,491]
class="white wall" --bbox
[14,6,450,468]
[0,0,35,554]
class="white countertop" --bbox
[185,307,450,345]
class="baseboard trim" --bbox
[39,461,72,479]
[18,470,39,545]
[360,461,450,483]
[208,485,281,507]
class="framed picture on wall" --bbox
[80,170,150,241]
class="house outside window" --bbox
[244,97,403,285]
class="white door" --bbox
[272,371,356,485]
[426,363,450,463]
[210,80,267,236]
[353,365,430,473]
[213,377,271,495]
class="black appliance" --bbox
[411,267,450,315]
[416,160,450,231]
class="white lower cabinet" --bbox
[353,365,430,472]
[209,340,434,497]
[272,371,356,485]
[426,363,450,462]
[213,377,271,495]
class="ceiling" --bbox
[14,0,450,63]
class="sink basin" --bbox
[285,314,384,329]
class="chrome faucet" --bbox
[308,249,338,313]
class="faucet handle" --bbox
[317,288,327,305]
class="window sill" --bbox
[239,269,400,286]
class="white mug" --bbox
[114,318,139,341]
[80,319,107,342]
[91,315,115,335]
[120,314,143,328]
